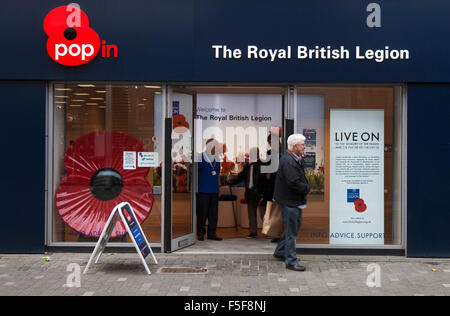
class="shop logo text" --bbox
[43,4,118,66]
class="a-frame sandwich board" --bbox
[83,202,158,275]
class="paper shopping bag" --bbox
[262,201,284,238]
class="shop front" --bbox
[0,1,449,257]
[45,83,405,253]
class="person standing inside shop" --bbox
[273,134,310,272]
[260,132,282,242]
[227,147,263,239]
[197,138,223,241]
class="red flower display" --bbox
[55,131,154,238]
[354,198,367,213]
[173,114,190,133]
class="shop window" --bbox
[51,84,163,244]
[296,87,403,245]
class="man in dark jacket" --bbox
[227,147,263,238]
[273,134,310,272]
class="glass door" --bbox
[164,87,197,252]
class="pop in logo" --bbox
[43,4,117,66]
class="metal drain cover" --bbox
[158,267,208,274]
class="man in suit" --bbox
[273,134,310,272]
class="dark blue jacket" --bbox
[273,152,310,207]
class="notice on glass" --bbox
[303,128,317,148]
[138,152,158,167]
[123,151,136,170]
[329,109,384,245]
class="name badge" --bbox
[211,171,217,176]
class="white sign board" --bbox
[83,202,158,275]
[329,109,384,245]
[138,152,158,167]
[196,94,283,159]
[123,151,136,170]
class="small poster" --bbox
[302,152,316,170]
[138,152,158,167]
[120,203,150,259]
[172,101,180,116]
[153,186,161,195]
[123,151,136,170]
[303,129,317,147]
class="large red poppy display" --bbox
[55,131,154,238]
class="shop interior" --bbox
[51,84,402,250]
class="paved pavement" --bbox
[0,252,449,296]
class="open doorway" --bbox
[189,86,285,240]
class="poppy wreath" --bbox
[354,198,367,213]
[55,131,154,238]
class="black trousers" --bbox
[196,193,219,237]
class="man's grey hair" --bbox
[287,134,306,150]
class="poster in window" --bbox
[302,152,316,170]
[303,129,316,148]
[329,109,384,245]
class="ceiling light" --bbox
[74,93,89,96]
[69,104,82,107]
[144,86,160,89]
[55,88,72,91]
[78,84,96,88]
[95,90,107,93]
[86,103,98,105]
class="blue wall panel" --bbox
[407,84,450,257]
[0,0,449,82]
[0,82,46,253]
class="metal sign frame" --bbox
[83,202,158,275]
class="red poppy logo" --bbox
[354,198,367,213]
[43,5,100,66]
[55,131,154,238]
[44,5,118,66]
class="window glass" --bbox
[52,84,162,243]
[296,87,402,245]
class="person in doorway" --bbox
[197,138,223,241]
[273,134,310,272]
[227,147,263,239]
[260,132,283,242]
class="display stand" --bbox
[83,202,158,275]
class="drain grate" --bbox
[158,267,208,274]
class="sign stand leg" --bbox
[83,207,120,274]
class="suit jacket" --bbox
[227,161,263,203]
[273,151,310,207]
